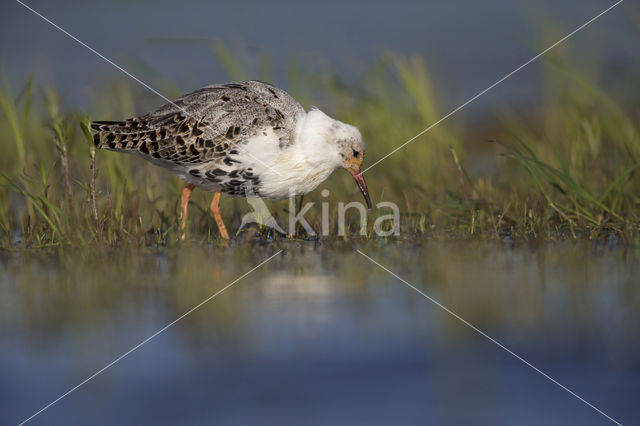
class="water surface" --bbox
[4,0,637,111]
[1,241,639,425]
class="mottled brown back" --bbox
[91,80,305,167]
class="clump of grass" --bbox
[0,37,638,248]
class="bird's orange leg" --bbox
[180,184,196,239]
[210,191,230,240]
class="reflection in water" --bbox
[1,242,639,425]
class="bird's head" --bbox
[332,122,371,209]
[301,108,372,208]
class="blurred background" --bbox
[2,1,640,425]
[4,0,638,112]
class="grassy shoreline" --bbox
[1,48,638,248]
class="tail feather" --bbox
[91,113,199,153]
[91,117,158,150]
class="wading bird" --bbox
[92,80,371,239]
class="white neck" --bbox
[296,108,343,171]
[244,108,343,199]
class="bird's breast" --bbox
[235,135,336,199]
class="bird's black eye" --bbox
[352,149,360,158]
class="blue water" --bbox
[1,242,639,425]
[2,0,637,113]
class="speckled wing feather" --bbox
[92,81,305,169]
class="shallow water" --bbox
[1,241,639,425]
